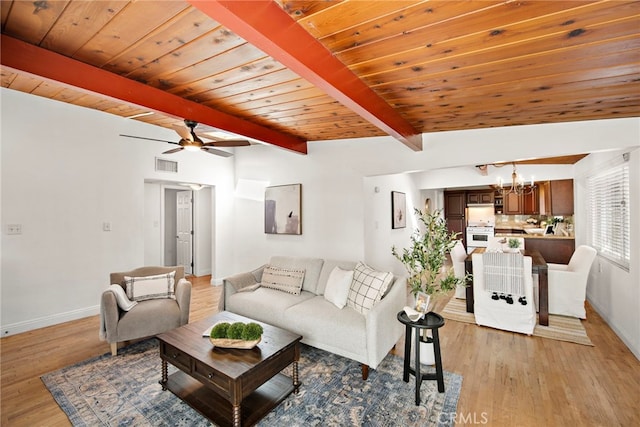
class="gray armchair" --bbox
[100,266,191,355]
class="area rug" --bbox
[42,339,463,426]
[441,297,593,346]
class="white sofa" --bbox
[222,256,407,379]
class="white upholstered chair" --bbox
[451,240,467,299]
[548,245,597,319]
[472,253,536,335]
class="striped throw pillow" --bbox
[261,266,305,295]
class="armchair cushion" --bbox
[125,271,176,301]
[108,284,137,311]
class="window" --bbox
[586,153,630,270]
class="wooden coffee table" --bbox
[156,311,302,427]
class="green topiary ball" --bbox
[210,322,230,339]
[241,322,263,341]
[227,322,245,339]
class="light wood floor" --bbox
[1,276,638,426]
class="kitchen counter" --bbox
[495,233,574,240]
[495,234,575,264]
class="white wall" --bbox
[143,182,162,265]
[163,188,178,266]
[230,142,367,272]
[574,148,640,359]
[194,187,213,276]
[0,88,236,335]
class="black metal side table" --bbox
[397,311,445,405]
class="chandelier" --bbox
[497,163,535,196]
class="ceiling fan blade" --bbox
[201,146,233,157]
[171,124,192,141]
[120,134,177,144]
[163,147,184,154]
[202,140,251,147]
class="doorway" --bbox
[144,182,213,276]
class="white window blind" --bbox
[586,154,630,270]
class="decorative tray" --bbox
[209,337,261,349]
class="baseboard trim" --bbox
[1,305,100,337]
[211,277,223,286]
[588,297,640,361]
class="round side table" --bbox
[397,311,445,405]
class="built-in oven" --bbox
[466,226,495,254]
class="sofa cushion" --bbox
[269,256,324,294]
[347,262,393,315]
[261,265,305,295]
[125,271,176,301]
[226,287,316,329]
[323,266,353,309]
[284,296,366,358]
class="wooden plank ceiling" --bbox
[1,0,639,156]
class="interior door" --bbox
[176,190,193,275]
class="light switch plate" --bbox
[7,224,22,234]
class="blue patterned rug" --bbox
[42,339,462,426]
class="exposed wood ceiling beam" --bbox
[188,0,423,151]
[0,34,308,154]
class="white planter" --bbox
[411,329,435,366]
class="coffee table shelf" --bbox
[165,370,293,427]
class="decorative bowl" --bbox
[209,336,261,349]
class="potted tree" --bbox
[392,208,464,365]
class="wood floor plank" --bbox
[1,276,638,426]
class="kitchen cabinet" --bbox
[504,192,522,215]
[550,179,574,215]
[444,191,466,244]
[539,179,574,216]
[522,186,539,215]
[467,191,493,205]
[445,191,466,216]
[500,186,537,215]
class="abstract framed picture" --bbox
[391,191,406,229]
[265,184,302,235]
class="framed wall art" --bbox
[391,191,406,229]
[265,183,302,235]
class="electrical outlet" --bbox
[7,224,22,235]
[103,222,111,232]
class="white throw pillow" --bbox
[347,262,394,315]
[261,265,305,295]
[324,267,354,309]
[109,284,138,311]
[125,271,176,301]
